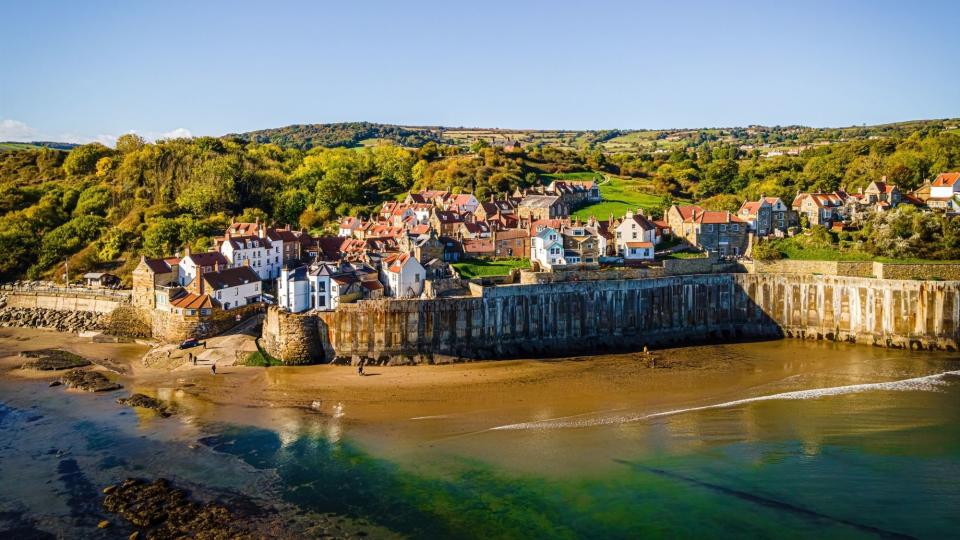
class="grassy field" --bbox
[541,171,605,183]
[453,258,529,278]
[571,176,666,220]
[769,236,959,263]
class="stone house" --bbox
[863,179,901,206]
[430,209,465,237]
[791,192,847,227]
[132,256,180,309]
[737,196,796,236]
[560,224,601,265]
[517,195,568,222]
[545,179,601,206]
[669,205,749,256]
[492,228,529,258]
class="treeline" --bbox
[234,122,442,149]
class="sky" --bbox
[1,0,958,145]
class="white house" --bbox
[624,241,654,261]
[277,266,311,313]
[614,210,657,256]
[530,226,566,270]
[200,266,262,310]
[177,249,229,287]
[929,172,960,211]
[219,234,280,281]
[338,216,363,238]
[379,253,425,298]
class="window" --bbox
[632,232,637,239]
[731,224,739,231]
[707,224,714,232]
[720,224,727,232]
[201,308,211,316]
[318,296,325,307]
[187,309,196,316]
[414,273,420,283]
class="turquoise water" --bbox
[1,345,959,538]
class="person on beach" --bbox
[357,359,365,376]
[210,363,216,376]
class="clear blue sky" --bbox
[1,0,958,144]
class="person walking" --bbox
[210,363,217,376]
[357,358,365,376]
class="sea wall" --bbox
[150,303,264,343]
[3,289,129,314]
[733,273,959,350]
[263,273,960,364]
[748,260,960,281]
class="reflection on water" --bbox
[1,338,959,538]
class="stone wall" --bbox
[261,307,324,364]
[875,263,960,281]
[519,267,662,284]
[4,290,129,314]
[150,303,264,343]
[262,273,960,364]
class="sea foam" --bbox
[491,370,960,431]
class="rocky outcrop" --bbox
[0,306,106,333]
[60,369,122,392]
[102,478,262,539]
[20,349,92,370]
[116,394,173,417]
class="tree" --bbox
[63,143,114,177]
[142,218,182,258]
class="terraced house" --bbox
[668,205,749,257]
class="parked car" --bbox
[178,338,199,349]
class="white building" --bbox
[929,172,960,211]
[614,210,658,256]
[624,241,654,260]
[177,249,229,287]
[379,253,425,298]
[530,227,566,270]
[277,266,311,313]
[219,234,280,281]
[199,266,262,310]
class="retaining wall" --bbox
[4,290,129,314]
[263,274,960,364]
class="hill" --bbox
[231,122,444,149]
[0,141,78,152]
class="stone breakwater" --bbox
[263,274,960,365]
[0,306,107,333]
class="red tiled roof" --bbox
[932,172,960,187]
[625,241,654,248]
[170,292,215,310]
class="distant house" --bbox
[492,228,529,258]
[177,249,230,287]
[218,234,276,281]
[338,216,363,238]
[863,179,901,206]
[561,223,601,265]
[82,272,120,289]
[928,172,960,211]
[198,266,262,310]
[545,179,601,206]
[430,209,465,237]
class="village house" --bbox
[337,216,363,237]
[132,256,180,309]
[614,210,658,256]
[560,223,601,265]
[530,226,566,270]
[791,192,848,227]
[218,233,277,281]
[863,179,902,207]
[473,197,518,222]
[458,220,492,240]
[492,228,529,258]
[226,220,312,267]
[197,266,262,310]
[461,238,495,258]
[379,252,426,298]
[82,272,120,289]
[278,261,347,313]
[545,179,601,206]
[517,195,568,222]
[430,208,465,237]
[737,196,796,237]
[177,249,230,287]
[668,205,749,256]
[444,193,480,214]
[928,172,960,211]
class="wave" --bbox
[491,370,960,431]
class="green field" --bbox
[571,176,665,220]
[453,258,529,278]
[541,171,605,183]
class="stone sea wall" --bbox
[263,273,960,364]
[3,289,129,314]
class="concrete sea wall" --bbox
[3,290,129,314]
[263,273,960,364]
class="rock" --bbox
[0,306,107,333]
[129,532,140,540]
[48,380,62,387]
[60,369,122,393]
[116,394,173,417]
[103,485,117,495]
[102,478,260,538]
[97,520,110,529]
[20,349,92,371]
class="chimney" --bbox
[184,246,191,257]
[626,210,634,219]
[637,208,644,216]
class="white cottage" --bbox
[379,253,425,298]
